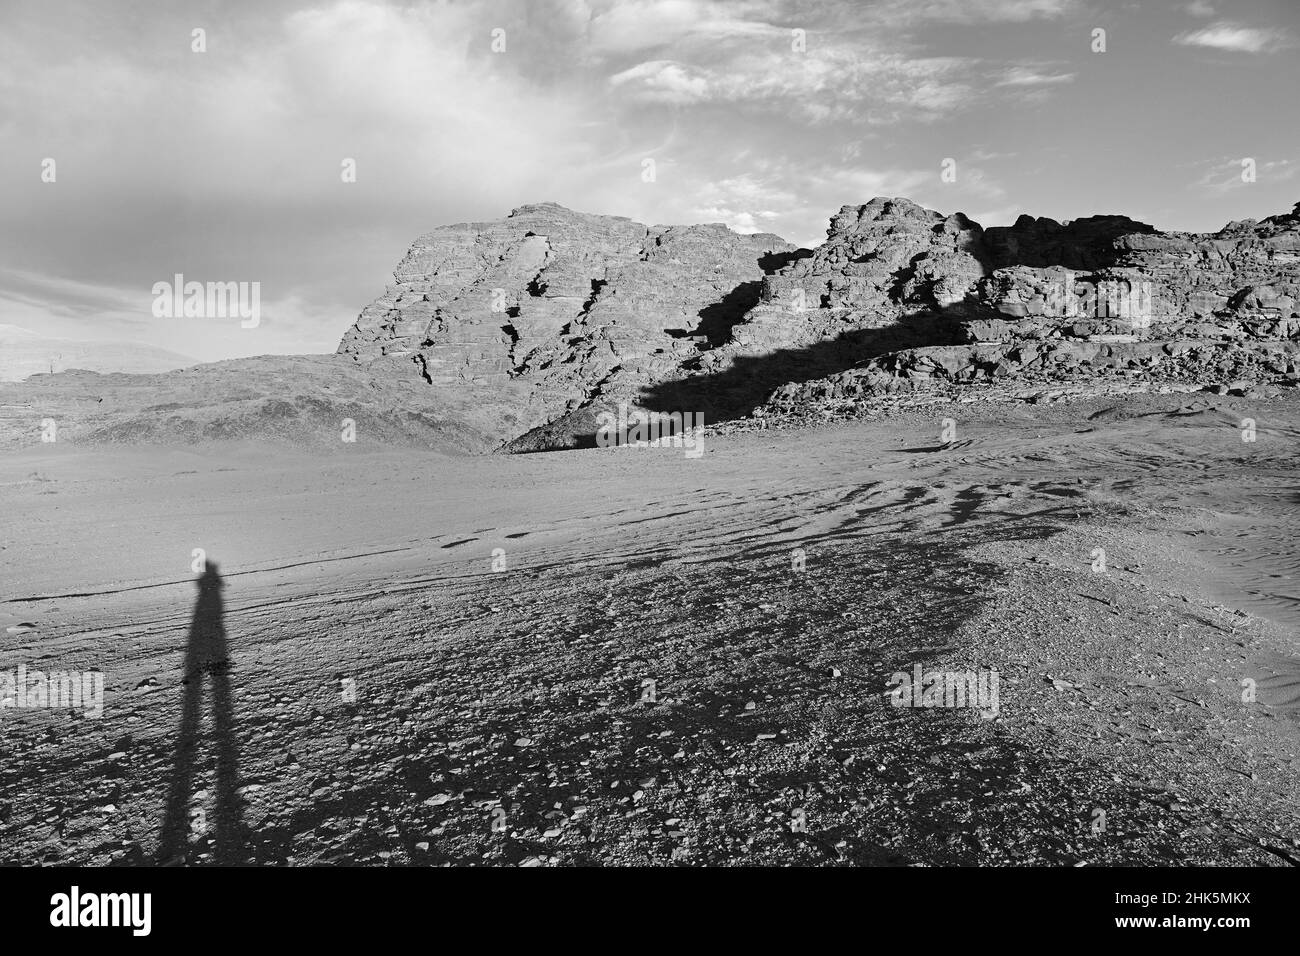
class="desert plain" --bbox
[2,391,1298,866]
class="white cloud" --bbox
[585,0,783,56]
[874,0,1076,24]
[687,174,798,232]
[0,267,345,359]
[1173,21,1289,53]
[0,1,608,209]
[609,49,979,121]
[995,66,1076,87]
[1193,157,1298,196]
[609,60,712,103]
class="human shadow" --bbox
[156,561,244,864]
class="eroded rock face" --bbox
[1115,212,1300,320]
[755,200,1300,418]
[338,197,1300,449]
[763,197,987,313]
[339,202,795,443]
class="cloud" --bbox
[669,158,1010,247]
[0,1,611,210]
[584,0,1076,59]
[609,60,712,102]
[0,267,152,322]
[585,0,784,56]
[872,0,1077,24]
[1173,21,1290,53]
[0,0,627,358]
[1192,157,1298,196]
[995,66,1075,87]
[686,174,797,232]
[610,50,979,121]
[968,148,1019,162]
[1184,1,1215,17]
[598,0,1079,120]
[0,266,346,360]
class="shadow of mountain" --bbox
[504,213,1168,454]
[156,561,245,865]
[758,248,813,274]
[601,217,1157,432]
[691,281,763,347]
[637,310,963,426]
[686,249,815,348]
[500,309,963,453]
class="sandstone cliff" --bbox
[757,201,1300,418]
[338,202,796,445]
[335,197,1300,450]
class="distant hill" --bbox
[0,324,197,381]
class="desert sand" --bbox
[2,391,1298,865]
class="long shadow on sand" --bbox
[156,562,245,864]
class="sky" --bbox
[1,0,1297,362]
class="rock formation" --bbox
[19,198,1297,452]
[338,202,796,444]
[333,197,1300,449]
[756,201,1300,418]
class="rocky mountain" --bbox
[758,200,1300,419]
[339,196,1300,451]
[338,202,798,445]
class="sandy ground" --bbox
[2,392,1298,866]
